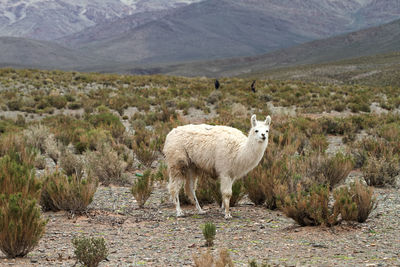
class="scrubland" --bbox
[0,68,399,266]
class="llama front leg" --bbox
[220,176,233,219]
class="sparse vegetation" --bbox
[72,236,108,267]
[0,67,399,264]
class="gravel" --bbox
[1,180,399,266]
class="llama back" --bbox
[163,124,246,173]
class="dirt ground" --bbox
[0,175,399,267]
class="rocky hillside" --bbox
[146,18,400,78]
[0,0,202,40]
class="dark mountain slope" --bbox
[150,18,400,77]
[0,37,114,70]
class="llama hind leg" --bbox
[186,171,206,214]
[168,169,184,217]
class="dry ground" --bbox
[0,176,399,267]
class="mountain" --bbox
[58,0,400,65]
[0,36,114,70]
[0,0,203,40]
[1,0,400,73]
[73,0,314,64]
[146,18,400,77]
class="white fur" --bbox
[163,114,271,219]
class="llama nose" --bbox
[261,133,265,137]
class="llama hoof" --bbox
[176,210,185,217]
[198,209,207,215]
[224,213,232,219]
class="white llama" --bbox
[163,114,271,219]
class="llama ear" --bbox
[251,114,257,127]
[265,115,271,126]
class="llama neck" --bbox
[234,137,268,177]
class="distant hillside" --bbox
[148,18,400,77]
[0,37,114,70]
[0,0,202,40]
[73,0,312,64]
[256,52,400,87]
[63,0,400,64]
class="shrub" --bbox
[244,139,298,209]
[48,95,67,109]
[279,184,338,227]
[72,236,108,267]
[298,153,353,190]
[244,166,266,206]
[202,222,216,247]
[40,171,98,212]
[68,102,82,110]
[85,144,128,186]
[131,170,153,208]
[0,155,46,258]
[23,124,50,154]
[0,134,37,167]
[153,162,168,183]
[362,156,400,187]
[75,128,111,153]
[0,155,40,197]
[0,194,46,258]
[87,112,125,140]
[193,249,234,267]
[319,153,354,190]
[131,127,158,168]
[309,134,328,153]
[59,150,84,179]
[7,99,22,111]
[334,180,377,223]
[44,134,61,163]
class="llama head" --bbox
[250,114,271,144]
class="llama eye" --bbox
[266,130,269,133]
[255,130,258,133]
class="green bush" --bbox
[0,155,46,258]
[40,171,98,212]
[0,193,46,258]
[72,236,108,267]
[131,170,153,208]
[87,112,125,139]
[202,222,216,247]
